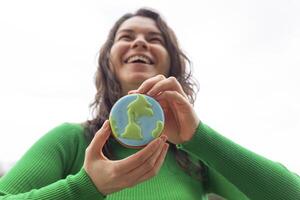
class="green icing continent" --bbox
[151,120,164,138]
[121,119,142,140]
[121,94,154,140]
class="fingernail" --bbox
[161,135,167,142]
[157,138,162,145]
[104,120,109,127]
[128,89,139,94]
[147,90,155,96]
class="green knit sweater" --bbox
[0,122,299,199]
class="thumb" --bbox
[87,120,111,160]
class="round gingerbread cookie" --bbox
[109,94,165,148]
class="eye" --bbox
[118,34,133,41]
[149,37,164,44]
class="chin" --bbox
[128,73,154,82]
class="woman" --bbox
[0,8,299,200]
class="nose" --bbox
[131,36,148,50]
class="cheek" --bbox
[109,45,123,72]
[110,43,126,63]
[153,47,170,66]
[109,46,119,64]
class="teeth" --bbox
[127,55,151,64]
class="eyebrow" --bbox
[116,29,163,37]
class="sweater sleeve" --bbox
[0,123,105,200]
[177,122,300,200]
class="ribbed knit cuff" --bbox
[70,168,106,199]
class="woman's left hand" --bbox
[129,75,200,144]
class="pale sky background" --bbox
[0,0,299,174]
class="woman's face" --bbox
[110,16,171,94]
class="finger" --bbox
[147,76,187,98]
[114,136,162,172]
[157,91,199,142]
[123,136,167,182]
[135,143,169,184]
[86,120,111,159]
[128,89,139,94]
[115,135,167,173]
[157,99,170,114]
[136,74,166,94]
[156,91,190,108]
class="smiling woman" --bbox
[0,7,299,200]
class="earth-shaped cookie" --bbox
[109,94,165,148]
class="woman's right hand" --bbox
[83,120,169,195]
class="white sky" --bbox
[0,0,299,174]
